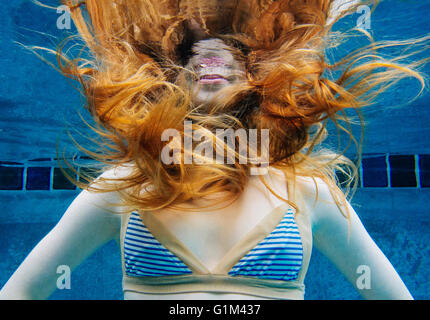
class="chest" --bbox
[123,204,303,278]
[123,174,293,271]
[151,200,280,269]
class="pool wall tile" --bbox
[362,155,388,187]
[419,155,430,188]
[389,155,417,188]
[53,168,77,190]
[0,167,23,190]
[26,167,51,191]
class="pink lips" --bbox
[199,74,229,85]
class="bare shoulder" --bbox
[265,169,345,228]
[294,175,336,202]
[293,175,349,230]
[78,162,137,218]
[94,161,136,182]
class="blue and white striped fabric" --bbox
[124,209,303,280]
[228,209,303,281]
[124,212,192,277]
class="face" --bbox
[184,39,247,105]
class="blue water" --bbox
[0,0,429,299]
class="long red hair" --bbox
[33,0,427,216]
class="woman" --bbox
[0,0,425,299]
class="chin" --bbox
[193,89,225,105]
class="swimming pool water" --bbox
[1,0,429,299]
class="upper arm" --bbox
[301,177,413,300]
[0,167,128,300]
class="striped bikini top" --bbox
[120,190,312,300]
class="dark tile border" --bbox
[0,154,429,190]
